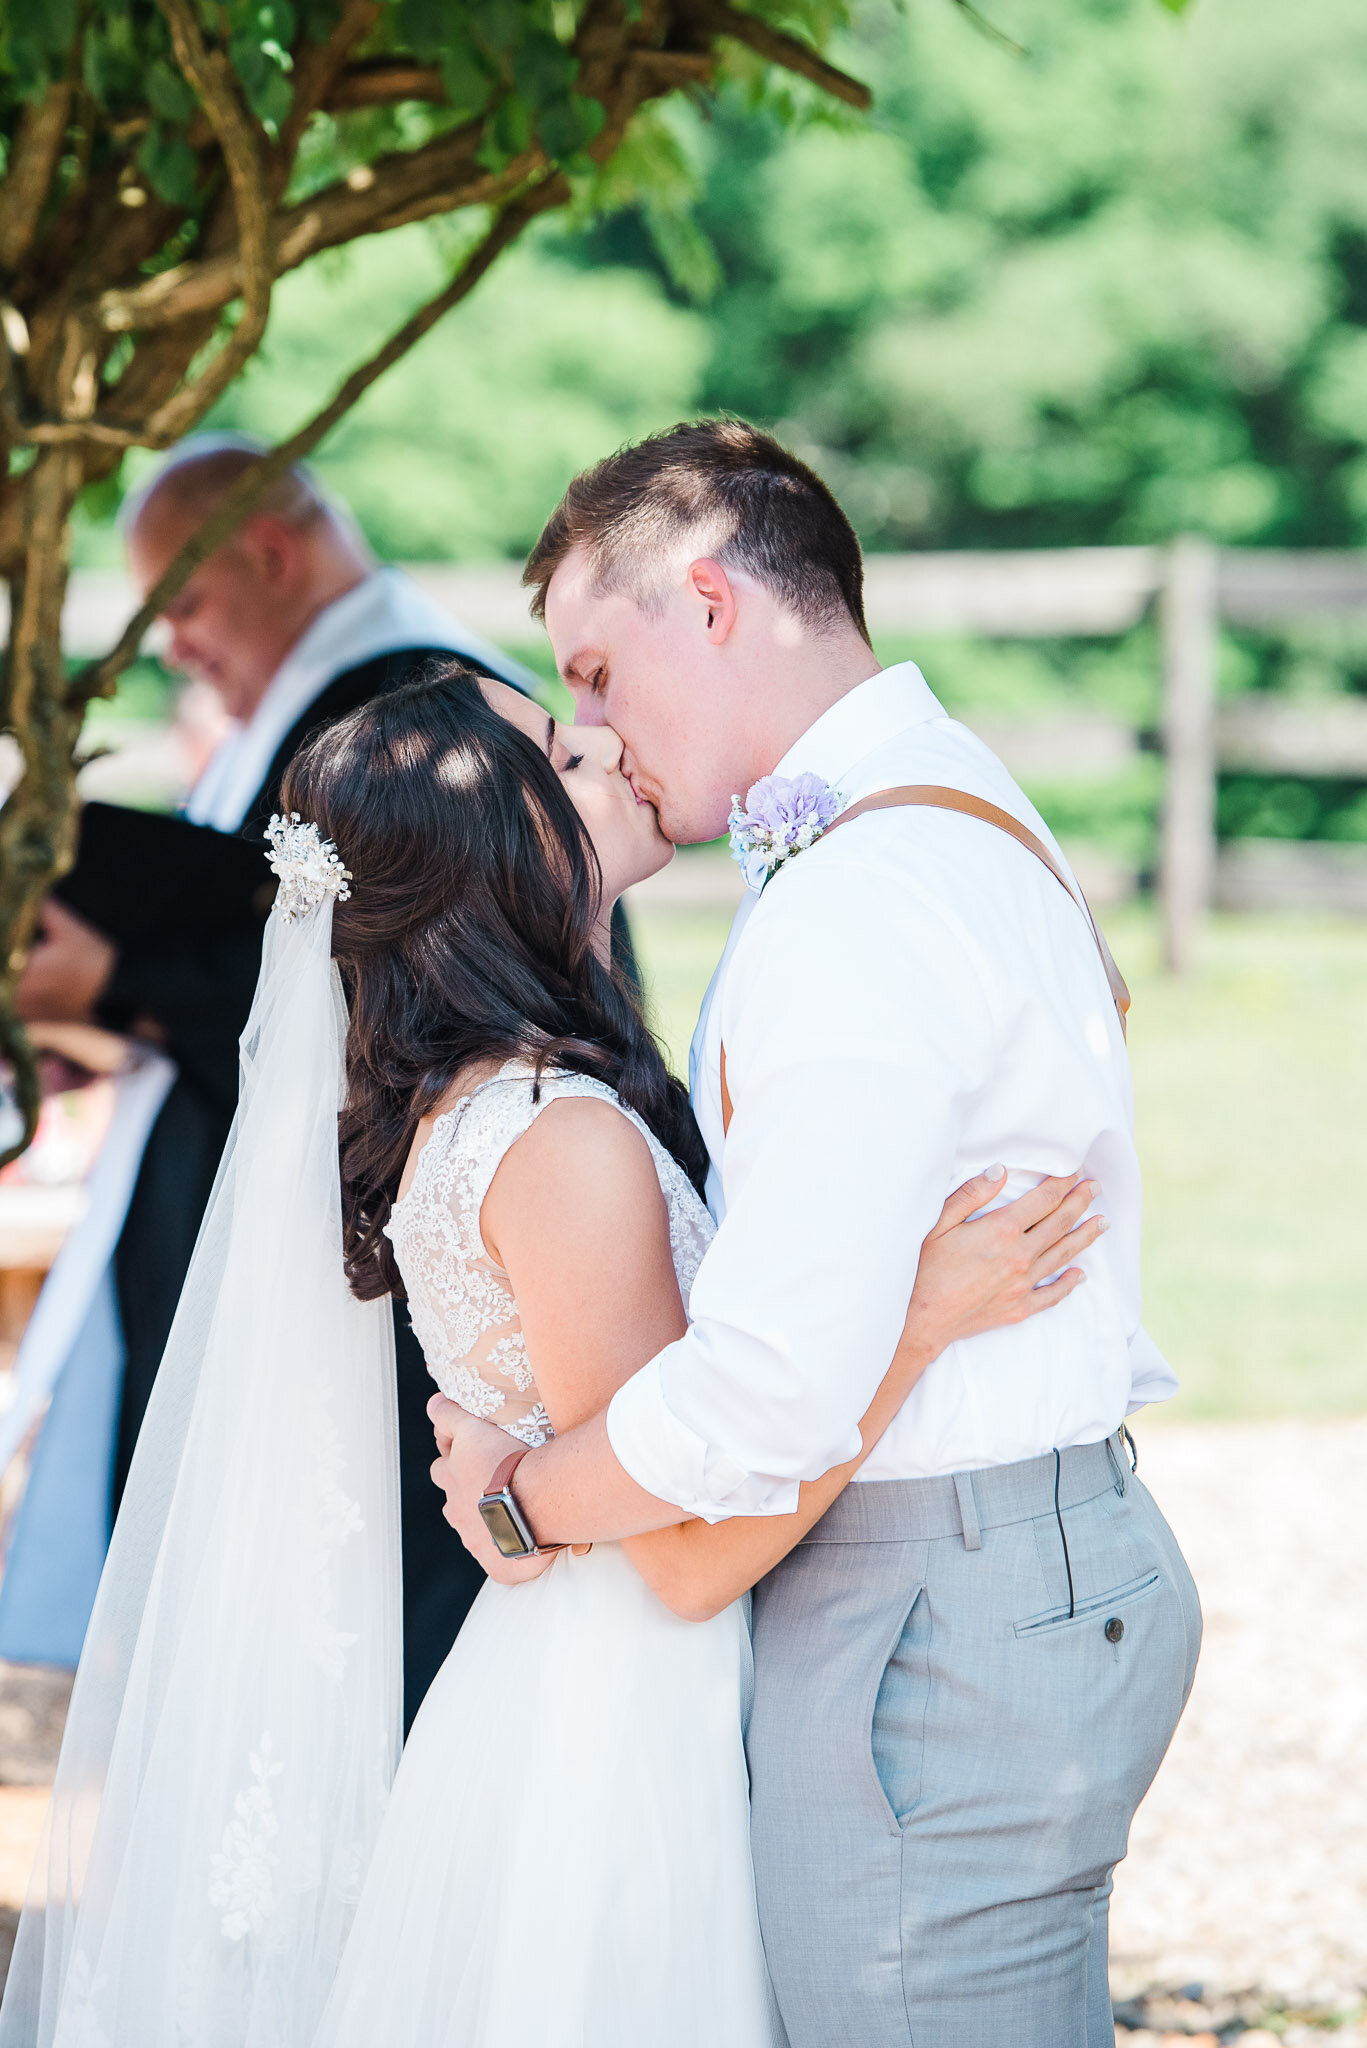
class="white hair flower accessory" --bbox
[264,813,353,924]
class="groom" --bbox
[433,420,1200,2046]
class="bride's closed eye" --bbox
[544,713,583,774]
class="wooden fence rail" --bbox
[28,542,1367,971]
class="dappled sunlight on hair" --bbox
[526,418,869,644]
[280,665,706,1302]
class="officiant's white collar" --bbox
[184,567,537,833]
[770,660,947,792]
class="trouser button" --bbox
[1104,1616,1125,1644]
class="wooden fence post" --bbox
[1160,536,1219,972]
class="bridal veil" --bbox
[0,862,403,2044]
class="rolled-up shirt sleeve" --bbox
[606,840,998,1521]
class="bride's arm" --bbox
[620,1165,1103,1621]
[481,1099,1103,1617]
[478,1092,694,1431]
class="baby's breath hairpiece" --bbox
[264,812,353,925]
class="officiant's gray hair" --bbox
[120,432,332,541]
[524,419,871,645]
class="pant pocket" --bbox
[868,1581,929,1828]
[1013,1565,1161,1639]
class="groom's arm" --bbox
[440,841,996,1562]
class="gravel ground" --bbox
[0,1420,1361,2034]
[1111,1417,1367,2037]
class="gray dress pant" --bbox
[747,1431,1201,2048]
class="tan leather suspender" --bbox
[718,784,1131,1137]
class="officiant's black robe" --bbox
[68,645,485,1725]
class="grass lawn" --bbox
[629,893,1367,1425]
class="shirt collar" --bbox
[220,576,372,778]
[770,662,946,793]
[253,569,420,737]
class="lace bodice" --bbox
[386,1063,714,1446]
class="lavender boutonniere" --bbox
[727,773,842,892]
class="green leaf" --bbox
[537,91,604,163]
[440,37,495,118]
[146,58,198,126]
[298,0,342,40]
[513,32,575,111]
[9,0,77,56]
[395,0,447,60]
[470,0,527,58]
[229,33,295,132]
[476,91,531,171]
[642,199,722,304]
[82,30,139,109]
[261,0,298,41]
[138,127,200,209]
[47,0,77,52]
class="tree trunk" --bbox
[0,452,86,1161]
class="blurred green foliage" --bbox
[3,0,621,185]
[72,0,1367,854]
[106,0,1367,570]
[668,0,1367,557]
[176,226,710,562]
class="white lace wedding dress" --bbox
[314,1064,783,2048]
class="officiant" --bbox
[1,435,537,1720]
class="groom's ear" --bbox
[687,557,738,644]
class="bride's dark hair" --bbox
[282,665,708,1302]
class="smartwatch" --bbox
[477,1449,563,1560]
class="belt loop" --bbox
[1106,1428,1129,1496]
[953,1470,982,1551]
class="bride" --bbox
[0,667,1103,2047]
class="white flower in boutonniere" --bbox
[727,773,842,892]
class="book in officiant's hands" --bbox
[53,801,276,951]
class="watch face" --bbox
[479,1494,531,1560]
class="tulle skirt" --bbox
[314,1541,783,2048]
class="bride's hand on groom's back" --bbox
[898,1168,1107,1366]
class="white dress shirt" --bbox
[185,567,538,831]
[607,662,1177,1521]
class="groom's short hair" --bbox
[524,419,870,644]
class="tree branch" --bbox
[75,176,567,703]
[325,57,448,111]
[0,81,73,277]
[92,127,534,336]
[137,0,275,444]
[71,2,864,346]
[15,4,276,450]
[689,0,871,109]
[10,0,865,450]
[0,450,86,1165]
[281,0,384,163]
[0,997,42,1172]
[0,313,25,443]
[625,50,715,90]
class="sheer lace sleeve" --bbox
[385,1065,713,1447]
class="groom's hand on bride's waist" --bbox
[428,1395,557,1584]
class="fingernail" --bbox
[986,1163,1006,1179]
[1096,1217,1109,1234]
